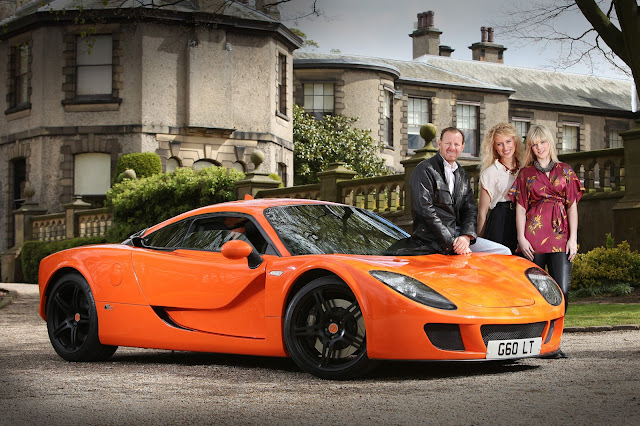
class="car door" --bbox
[131,214,270,338]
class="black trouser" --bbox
[532,252,572,312]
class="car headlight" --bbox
[369,270,457,310]
[525,267,563,306]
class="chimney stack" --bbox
[410,10,443,58]
[469,26,506,63]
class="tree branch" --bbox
[575,0,629,64]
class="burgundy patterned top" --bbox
[508,162,584,253]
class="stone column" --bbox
[235,150,282,199]
[317,162,357,203]
[63,196,91,239]
[613,124,640,250]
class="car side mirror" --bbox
[131,236,148,248]
[221,240,263,269]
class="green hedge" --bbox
[21,237,107,284]
[114,152,162,182]
[572,238,640,297]
[106,166,244,242]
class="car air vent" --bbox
[424,323,465,351]
[480,322,546,346]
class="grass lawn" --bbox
[565,303,640,328]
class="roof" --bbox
[6,0,278,22]
[421,55,633,112]
[294,52,514,94]
[293,51,634,113]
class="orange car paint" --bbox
[39,198,564,361]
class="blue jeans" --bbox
[456,227,511,255]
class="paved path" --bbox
[1,285,639,425]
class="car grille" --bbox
[424,323,465,351]
[481,322,546,346]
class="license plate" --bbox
[486,337,542,359]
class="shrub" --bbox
[114,152,162,182]
[293,104,389,185]
[571,236,640,296]
[21,237,107,284]
[106,166,244,241]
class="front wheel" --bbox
[284,277,373,380]
[46,273,117,361]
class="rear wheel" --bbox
[46,273,117,361]
[284,277,373,380]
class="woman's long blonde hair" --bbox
[524,124,560,166]
[479,123,524,172]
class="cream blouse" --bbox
[479,159,519,209]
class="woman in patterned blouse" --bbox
[509,124,584,315]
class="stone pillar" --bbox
[64,196,91,239]
[317,162,357,203]
[235,150,281,199]
[613,124,640,250]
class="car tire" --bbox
[284,277,374,380]
[46,272,117,362]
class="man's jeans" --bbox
[456,227,511,255]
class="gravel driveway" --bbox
[1,289,639,425]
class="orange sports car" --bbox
[38,198,565,379]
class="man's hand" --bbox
[453,235,472,255]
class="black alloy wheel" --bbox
[46,273,117,362]
[284,277,373,380]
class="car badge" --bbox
[511,308,520,315]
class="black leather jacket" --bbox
[409,153,478,255]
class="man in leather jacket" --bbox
[409,127,511,255]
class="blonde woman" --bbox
[477,123,524,254]
[509,124,584,318]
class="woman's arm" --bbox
[477,186,491,238]
[516,203,535,261]
[566,201,578,261]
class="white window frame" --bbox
[562,122,580,153]
[303,82,335,120]
[408,97,431,151]
[456,102,480,156]
[76,34,113,98]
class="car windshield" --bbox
[264,204,410,255]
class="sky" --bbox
[279,0,632,81]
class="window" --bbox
[562,124,580,152]
[383,89,393,147]
[277,53,287,116]
[408,97,431,151]
[608,129,623,149]
[456,103,480,156]
[76,35,112,98]
[166,157,180,173]
[74,153,111,195]
[233,161,246,173]
[11,158,27,210]
[303,83,334,120]
[145,220,191,248]
[277,162,288,186]
[182,216,268,254]
[512,119,530,142]
[193,159,220,170]
[8,43,30,110]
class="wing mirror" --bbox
[221,240,263,269]
[131,236,148,248]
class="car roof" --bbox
[145,198,343,235]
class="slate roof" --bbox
[3,0,278,25]
[294,51,634,113]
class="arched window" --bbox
[166,157,181,173]
[193,159,220,170]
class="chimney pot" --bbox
[488,27,495,43]
[426,11,434,28]
[481,26,487,43]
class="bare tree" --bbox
[498,0,639,101]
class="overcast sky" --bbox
[280,0,631,81]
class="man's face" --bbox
[439,130,465,164]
